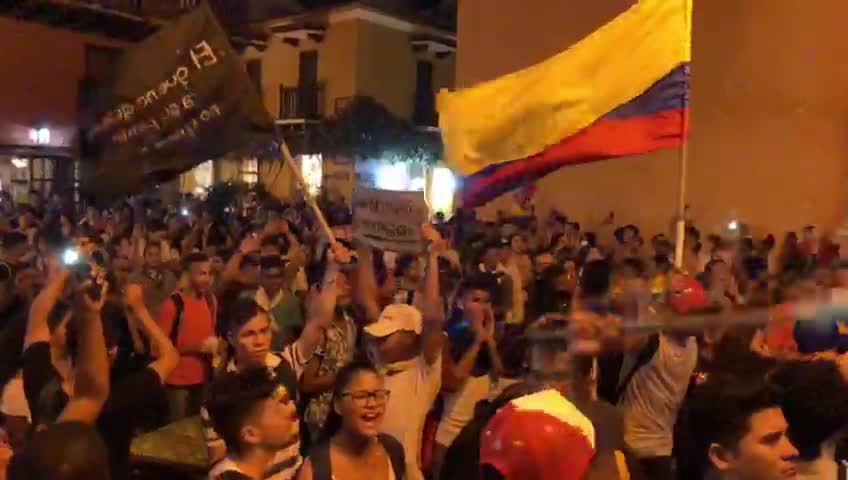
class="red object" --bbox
[669,278,708,314]
[156,293,216,386]
[480,390,595,480]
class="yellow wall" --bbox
[243,39,303,119]
[234,13,456,202]
[355,20,455,119]
[354,21,416,118]
[433,54,455,94]
[456,0,848,238]
[320,21,360,115]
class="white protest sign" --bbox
[352,187,428,253]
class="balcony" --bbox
[279,84,325,123]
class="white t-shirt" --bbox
[380,354,442,480]
[620,334,697,458]
[203,346,308,480]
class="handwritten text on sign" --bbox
[353,188,428,253]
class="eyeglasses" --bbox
[341,389,390,405]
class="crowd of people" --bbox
[0,187,847,480]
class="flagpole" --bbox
[674,0,693,270]
[673,118,689,269]
[278,141,337,245]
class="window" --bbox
[414,61,436,126]
[301,154,322,197]
[241,157,259,185]
[73,160,81,203]
[30,157,55,194]
[246,59,262,97]
[298,51,318,86]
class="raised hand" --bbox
[77,279,109,314]
[422,223,447,254]
[123,283,145,310]
[239,233,261,254]
[329,241,353,265]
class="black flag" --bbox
[84,2,275,199]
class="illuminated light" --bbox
[62,249,80,266]
[375,163,410,191]
[728,220,738,230]
[11,158,28,169]
[37,128,50,144]
[301,154,323,196]
[410,177,425,191]
[430,167,456,215]
[30,128,50,144]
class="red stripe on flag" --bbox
[463,108,689,207]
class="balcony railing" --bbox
[279,84,325,121]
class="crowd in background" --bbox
[0,186,846,480]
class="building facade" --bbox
[1,0,457,212]
[456,0,848,237]
[195,2,457,211]
[0,4,141,202]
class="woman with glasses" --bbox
[298,359,406,480]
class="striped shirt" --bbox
[203,344,309,480]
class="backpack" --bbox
[168,291,217,345]
[309,434,405,480]
[597,334,661,405]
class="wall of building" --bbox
[234,12,457,202]
[320,21,360,115]
[243,38,302,119]
[354,20,455,120]
[432,53,455,95]
[0,18,124,148]
[456,0,848,238]
[354,21,416,118]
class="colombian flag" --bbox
[438,0,692,208]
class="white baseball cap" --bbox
[364,304,423,338]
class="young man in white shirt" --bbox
[205,368,301,480]
[357,226,447,480]
[203,245,343,480]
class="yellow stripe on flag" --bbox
[438,0,692,176]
